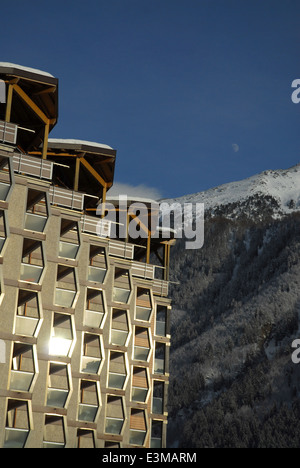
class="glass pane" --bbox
[84,310,104,328]
[136,306,152,321]
[152,397,163,414]
[0,236,5,252]
[88,266,106,283]
[108,373,126,389]
[151,438,162,449]
[43,441,65,448]
[0,182,10,201]
[129,430,146,446]
[20,263,43,283]
[133,347,149,361]
[47,388,68,407]
[111,329,128,346]
[81,356,101,374]
[78,403,98,422]
[132,388,148,403]
[58,241,79,259]
[113,288,130,304]
[156,321,166,337]
[10,370,34,391]
[105,418,123,435]
[4,428,29,448]
[49,337,72,357]
[154,358,165,374]
[55,289,76,307]
[25,213,47,232]
[15,316,39,336]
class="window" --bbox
[49,313,74,357]
[58,218,80,259]
[78,380,100,422]
[152,381,164,414]
[14,290,41,337]
[46,363,70,408]
[155,305,167,337]
[88,245,107,283]
[151,420,163,449]
[4,400,30,448]
[133,327,151,362]
[84,289,106,329]
[55,265,77,308]
[108,352,127,390]
[110,309,129,346]
[20,238,44,284]
[10,343,36,392]
[154,343,166,375]
[135,287,152,321]
[132,367,149,403]
[24,188,48,233]
[129,409,147,446]
[105,396,124,435]
[113,268,131,303]
[43,415,65,448]
[81,334,102,374]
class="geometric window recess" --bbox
[133,327,151,362]
[132,367,149,403]
[46,363,70,408]
[78,380,100,423]
[0,210,7,254]
[136,287,152,321]
[87,245,107,284]
[55,265,77,308]
[20,238,44,284]
[4,399,31,448]
[14,289,41,337]
[84,288,106,329]
[108,351,127,390]
[49,313,74,357]
[77,429,96,449]
[81,333,102,375]
[24,188,48,233]
[110,309,129,347]
[105,396,125,436]
[43,415,66,448]
[58,218,80,260]
[113,268,131,304]
[129,409,147,446]
[10,342,37,392]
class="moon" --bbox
[232,143,239,153]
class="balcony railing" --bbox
[58,241,79,259]
[24,213,47,232]
[84,310,104,328]
[152,397,163,414]
[20,263,43,283]
[15,315,39,336]
[105,417,124,435]
[113,287,130,304]
[78,403,98,422]
[155,321,166,337]
[132,387,148,403]
[133,346,150,362]
[87,266,106,283]
[108,373,126,389]
[110,329,128,346]
[129,429,146,446]
[47,388,69,408]
[0,182,10,201]
[10,370,34,392]
[154,358,165,374]
[43,441,65,448]
[4,428,29,448]
[81,356,101,374]
[55,289,76,308]
[151,437,162,449]
[136,306,152,322]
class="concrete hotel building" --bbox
[0,63,174,448]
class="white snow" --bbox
[48,138,113,150]
[161,163,300,218]
[0,62,54,78]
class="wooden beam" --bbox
[146,231,151,264]
[13,84,49,124]
[5,84,13,122]
[42,121,50,160]
[74,157,80,191]
[79,156,107,188]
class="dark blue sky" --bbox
[1,0,300,198]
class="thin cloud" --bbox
[232,143,240,153]
[107,182,162,200]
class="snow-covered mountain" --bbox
[161,163,300,220]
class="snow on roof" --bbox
[0,62,54,78]
[48,138,113,150]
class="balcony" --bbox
[4,428,29,448]
[87,266,106,283]
[129,429,146,446]
[84,310,104,328]
[10,370,34,392]
[24,213,47,232]
[136,306,152,322]
[113,287,130,304]
[108,373,126,390]
[133,346,150,362]
[78,403,98,422]
[55,288,76,308]
[20,263,43,283]
[132,387,148,403]
[47,388,68,408]
[81,356,101,374]
[15,316,39,336]
[110,329,128,346]
[105,417,123,435]
[58,241,79,259]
